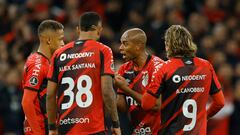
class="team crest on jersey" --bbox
[142,71,149,87]
[111,63,115,70]
[29,76,38,86]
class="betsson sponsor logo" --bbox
[60,117,90,125]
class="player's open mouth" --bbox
[121,53,127,59]
[120,52,126,59]
[122,54,126,59]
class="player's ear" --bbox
[76,26,80,35]
[47,37,51,45]
[136,45,141,51]
[96,26,102,37]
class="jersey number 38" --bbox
[61,75,93,109]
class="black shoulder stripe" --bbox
[24,87,38,92]
[209,78,222,95]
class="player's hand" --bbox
[49,130,58,135]
[114,74,128,90]
[112,127,121,135]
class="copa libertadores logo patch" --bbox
[111,63,115,70]
[29,76,38,86]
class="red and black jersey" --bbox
[117,55,163,135]
[22,52,49,132]
[48,40,114,134]
[145,57,222,135]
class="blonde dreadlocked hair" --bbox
[164,25,197,58]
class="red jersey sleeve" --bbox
[142,62,164,110]
[209,63,222,95]
[24,62,47,91]
[47,52,58,83]
[146,63,164,97]
[207,90,225,118]
[100,46,114,76]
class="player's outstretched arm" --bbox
[101,75,121,135]
[46,81,58,134]
[207,90,225,119]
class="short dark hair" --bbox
[79,12,101,31]
[38,20,64,36]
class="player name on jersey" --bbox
[59,63,96,72]
[32,54,42,77]
[176,87,205,94]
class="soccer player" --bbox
[141,25,225,134]
[114,28,163,135]
[21,20,64,135]
[46,12,121,135]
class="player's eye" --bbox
[123,41,128,46]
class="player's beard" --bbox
[123,55,137,62]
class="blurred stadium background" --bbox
[0,0,239,134]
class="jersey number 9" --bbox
[182,99,197,131]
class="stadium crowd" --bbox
[0,0,239,134]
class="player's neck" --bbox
[79,32,98,41]
[133,52,148,71]
[37,44,51,60]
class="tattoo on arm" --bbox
[101,75,119,122]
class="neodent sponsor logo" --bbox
[67,52,94,59]
[172,75,206,83]
[60,52,94,61]
[181,75,206,81]
[60,117,90,125]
